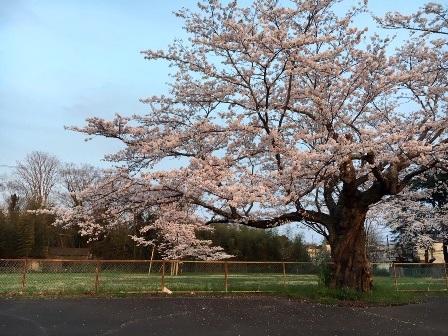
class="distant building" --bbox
[417,243,447,263]
[306,244,330,261]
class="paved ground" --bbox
[0,296,447,336]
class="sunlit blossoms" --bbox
[50,169,232,260]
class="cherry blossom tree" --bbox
[370,171,448,262]
[66,0,447,291]
[52,170,231,260]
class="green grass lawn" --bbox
[0,273,23,293]
[1,261,447,310]
[395,277,448,291]
[371,275,448,292]
[2,270,447,306]
[0,271,320,294]
[1,271,447,294]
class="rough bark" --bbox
[327,207,373,292]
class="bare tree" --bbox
[14,151,60,207]
[365,218,386,262]
[58,163,103,207]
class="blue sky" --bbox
[1,0,188,172]
[0,0,430,174]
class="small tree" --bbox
[53,172,231,260]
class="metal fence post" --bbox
[393,263,398,291]
[21,259,28,294]
[444,263,448,290]
[161,260,165,292]
[224,261,228,292]
[94,261,100,295]
[282,262,286,288]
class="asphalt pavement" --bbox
[0,296,447,336]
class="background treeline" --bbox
[0,195,154,260]
[0,150,310,261]
[0,199,309,261]
[0,195,54,259]
[199,224,310,262]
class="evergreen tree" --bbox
[0,194,20,258]
[0,209,6,257]
[17,209,34,258]
[200,224,310,262]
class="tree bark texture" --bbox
[327,207,373,292]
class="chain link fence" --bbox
[0,259,446,295]
[392,263,448,291]
[0,259,25,294]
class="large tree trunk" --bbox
[327,207,373,292]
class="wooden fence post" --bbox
[148,245,155,275]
